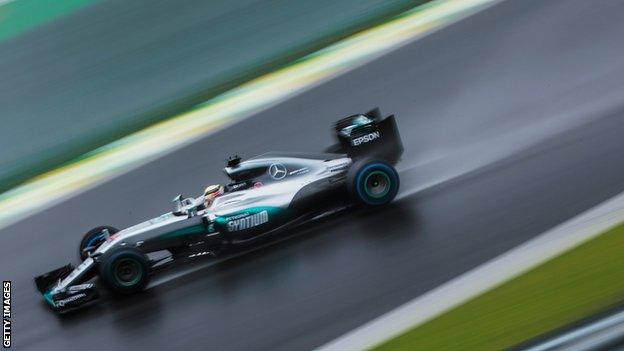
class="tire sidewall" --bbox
[349,160,399,206]
[99,247,150,295]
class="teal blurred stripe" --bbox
[0,0,99,41]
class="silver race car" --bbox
[34,108,403,312]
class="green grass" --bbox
[374,224,624,351]
[0,0,98,42]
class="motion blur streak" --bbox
[3,0,624,351]
[0,0,495,232]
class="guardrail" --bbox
[520,309,624,351]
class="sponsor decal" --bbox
[351,131,380,146]
[227,210,269,231]
[269,163,287,180]
[55,293,87,307]
[3,281,10,348]
[225,212,251,221]
[228,181,247,191]
[289,167,309,176]
[329,162,349,172]
[188,251,214,258]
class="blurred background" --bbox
[1,0,624,350]
[0,0,424,194]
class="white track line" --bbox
[315,190,624,351]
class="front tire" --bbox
[79,226,119,261]
[98,247,150,295]
[347,159,399,206]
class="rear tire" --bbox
[79,226,119,261]
[98,247,150,295]
[347,159,399,206]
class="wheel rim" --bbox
[363,171,391,199]
[113,258,142,286]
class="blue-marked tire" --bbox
[79,225,118,261]
[347,159,399,206]
[99,247,150,295]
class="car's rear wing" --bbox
[333,107,403,164]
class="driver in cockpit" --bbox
[203,180,263,209]
[203,184,224,209]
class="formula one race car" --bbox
[34,108,403,313]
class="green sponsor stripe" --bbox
[160,224,205,238]
[373,224,624,351]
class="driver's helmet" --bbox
[203,184,224,208]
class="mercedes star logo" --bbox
[269,163,287,180]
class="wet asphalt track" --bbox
[3,0,624,350]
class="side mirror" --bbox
[172,195,183,215]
